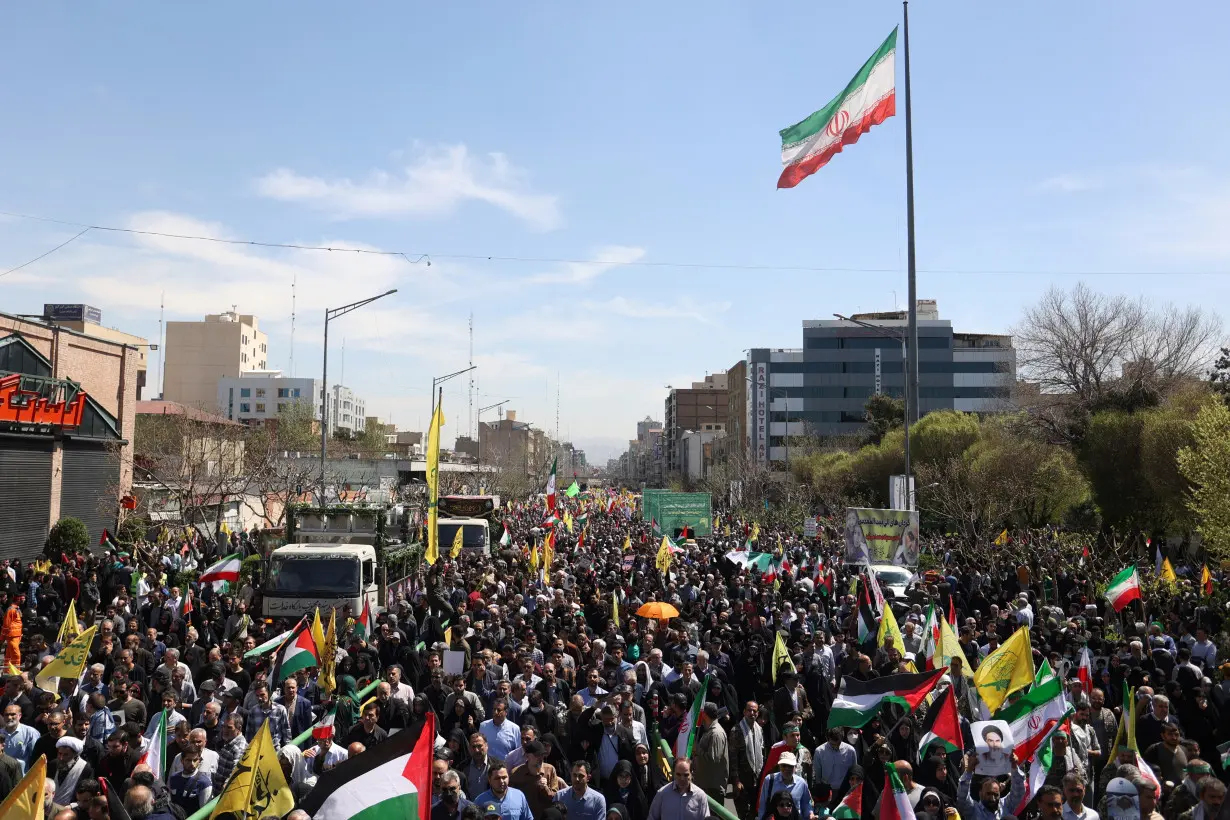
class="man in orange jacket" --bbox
[1,593,23,668]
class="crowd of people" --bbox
[0,495,1228,820]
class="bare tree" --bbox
[1014,283,1221,440]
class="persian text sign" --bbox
[844,507,920,567]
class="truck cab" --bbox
[437,517,491,556]
[263,543,379,618]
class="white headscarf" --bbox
[278,742,316,789]
[54,736,88,805]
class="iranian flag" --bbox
[1076,647,1093,698]
[138,709,169,780]
[918,604,940,670]
[302,712,435,820]
[778,29,897,189]
[881,762,917,820]
[199,553,242,588]
[994,675,1073,763]
[1105,566,1142,612]
[272,616,319,685]
[1016,738,1055,817]
[829,669,944,729]
[676,674,711,759]
[545,457,557,512]
[834,781,863,820]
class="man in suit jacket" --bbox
[277,678,316,739]
[587,705,636,788]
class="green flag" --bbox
[565,481,580,498]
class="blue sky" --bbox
[2,2,1227,463]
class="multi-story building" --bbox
[330,385,366,436]
[41,304,153,399]
[664,373,728,474]
[218,371,319,425]
[0,313,140,559]
[164,310,268,409]
[741,301,1015,462]
[478,411,549,475]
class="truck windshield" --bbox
[437,523,488,550]
[267,556,361,596]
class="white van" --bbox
[437,518,491,556]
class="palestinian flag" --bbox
[994,675,1073,763]
[139,708,170,780]
[828,669,944,729]
[1104,566,1142,612]
[856,580,878,645]
[199,553,242,587]
[271,616,319,684]
[815,562,833,596]
[778,29,897,189]
[675,674,711,759]
[651,517,661,534]
[301,711,435,820]
[354,597,373,642]
[99,529,121,551]
[545,457,557,512]
[917,685,962,755]
[882,762,917,820]
[499,523,511,547]
[834,781,862,820]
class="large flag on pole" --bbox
[1105,566,1142,612]
[425,400,445,566]
[881,761,918,820]
[545,457,558,512]
[271,616,319,685]
[35,624,97,687]
[139,709,170,781]
[56,599,81,646]
[994,675,1073,763]
[917,684,962,755]
[973,626,1034,713]
[301,711,436,820]
[778,29,898,189]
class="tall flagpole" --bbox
[903,0,919,509]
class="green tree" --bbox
[1078,411,1150,532]
[46,517,90,557]
[863,394,904,446]
[911,410,981,468]
[1178,400,1230,561]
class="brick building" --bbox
[0,313,139,561]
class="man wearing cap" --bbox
[758,750,812,820]
[1164,760,1212,820]
[509,739,560,818]
[475,762,533,820]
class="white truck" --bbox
[261,505,399,619]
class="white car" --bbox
[870,564,914,599]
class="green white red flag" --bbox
[830,669,944,729]
[1105,566,1141,612]
[778,29,897,188]
[545,457,557,512]
[199,553,242,589]
[676,674,711,759]
[881,762,917,820]
[138,708,169,781]
[354,597,373,641]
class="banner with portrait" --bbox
[844,507,920,567]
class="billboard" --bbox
[844,507,920,566]
[644,491,712,536]
[43,303,102,323]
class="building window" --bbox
[278,402,287,413]
[255,388,266,398]
[255,402,266,413]
[259,361,265,368]
[242,353,248,363]
[240,403,250,413]
[292,388,301,397]
[240,388,251,398]
[242,335,248,344]
[277,388,289,398]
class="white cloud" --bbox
[582,296,731,323]
[255,144,561,230]
[1034,173,1103,193]
[527,245,646,284]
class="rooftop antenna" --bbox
[289,274,297,376]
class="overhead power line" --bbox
[0,209,1224,277]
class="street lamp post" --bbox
[320,289,397,497]
[430,366,478,420]
[476,400,509,463]
[834,313,913,509]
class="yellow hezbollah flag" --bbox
[974,626,1034,713]
[425,400,445,566]
[751,522,760,542]
[622,534,631,552]
[655,535,673,573]
[209,720,294,820]
[612,592,619,629]
[877,604,907,657]
[542,531,554,584]
[0,753,45,820]
[564,510,574,534]
[451,525,464,559]
[529,545,540,573]
[318,609,337,696]
[1160,558,1178,587]
[311,608,335,695]
[771,631,795,683]
[36,624,97,687]
[994,530,1008,546]
[56,599,81,645]
[938,614,974,679]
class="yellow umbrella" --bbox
[636,601,679,620]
